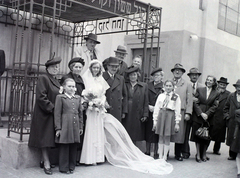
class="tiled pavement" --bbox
[0,119,237,178]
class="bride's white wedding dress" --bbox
[80,60,173,175]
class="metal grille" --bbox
[0,0,162,141]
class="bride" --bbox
[80,60,173,175]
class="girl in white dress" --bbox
[80,60,173,175]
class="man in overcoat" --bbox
[103,57,128,122]
[184,67,204,159]
[211,77,230,155]
[223,79,240,160]
[115,45,128,76]
[74,33,102,74]
[170,63,193,161]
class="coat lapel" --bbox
[47,72,60,89]
[232,92,240,108]
[83,45,91,61]
[111,75,120,90]
[218,90,229,103]
[148,82,156,94]
[71,72,84,85]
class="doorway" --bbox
[132,48,160,82]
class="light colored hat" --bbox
[114,45,127,54]
[171,63,186,73]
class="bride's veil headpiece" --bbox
[82,60,109,91]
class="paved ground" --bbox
[0,119,238,178]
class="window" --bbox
[218,0,240,37]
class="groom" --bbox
[102,57,128,122]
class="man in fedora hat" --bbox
[187,68,204,95]
[114,45,128,76]
[182,67,205,159]
[224,79,240,161]
[74,33,102,74]
[170,63,193,161]
[102,57,128,122]
[211,77,230,156]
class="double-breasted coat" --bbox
[61,72,85,96]
[146,81,163,143]
[122,81,149,141]
[74,44,102,74]
[103,72,128,121]
[223,92,240,146]
[28,72,61,148]
[211,90,230,142]
[54,94,83,144]
[170,78,193,143]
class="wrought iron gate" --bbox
[0,0,162,141]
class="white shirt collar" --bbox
[65,93,75,99]
[107,71,114,78]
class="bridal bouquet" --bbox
[82,89,110,112]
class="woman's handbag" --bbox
[195,121,211,140]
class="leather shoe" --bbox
[206,156,210,161]
[60,170,70,174]
[40,161,55,168]
[44,167,52,175]
[69,169,74,174]
[182,155,190,159]
[228,157,236,160]
[175,156,183,161]
[154,153,159,159]
[145,152,150,156]
[213,151,221,155]
[195,155,201,163]
[201,158,207,162]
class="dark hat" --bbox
[68,57,85,69]
[217,77,229,85]
[171,63,186,73]
[187,67,201,76]
[125,66,140,74]
[106,57,119,66]
[84,33,100,44]
[114,45,127,54]
[233,79,240,87]
[45,56,62,67]
[150,67,162,76]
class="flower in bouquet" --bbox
[82,89,109,112]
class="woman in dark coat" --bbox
[61,57,85,166]
[122,66,148,143]
[145,68,164,158]
[190,75,220,162]
[28,57,62,175]
[61,57,85,95]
